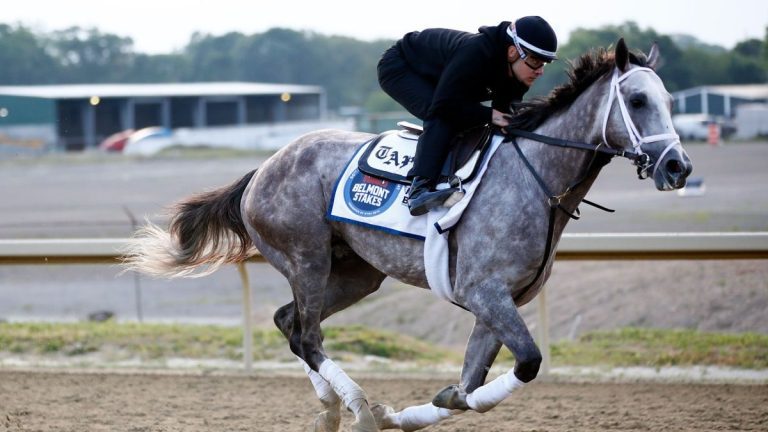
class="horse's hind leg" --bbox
[273,301,341,432]
[273,303,342,432]
[274,251,386,432]
[292,273,379,432]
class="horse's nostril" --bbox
[666,158,683,174]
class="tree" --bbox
[532,21,692,94]
[734,39,763,58]
[182,31,246,81]
[129,53,188,83]
[0,24,59,84]
[45,27,136,82]
[0,21,765,111]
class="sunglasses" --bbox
[520,50,548,71]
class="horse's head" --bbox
[601,38,693,190]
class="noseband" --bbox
[600,66,681,179]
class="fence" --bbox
[1,232,767,373]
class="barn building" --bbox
[672,84,768,139]
[672,84,768,118]
[0,82,337,153]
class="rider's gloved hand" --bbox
[491,109,513,132]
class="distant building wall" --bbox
[0,124,57,155]
[735,104,768,139]
[673,86,768,118]
[0,83,327,152]
[0,96,55,125]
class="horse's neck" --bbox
[522,85,608,206]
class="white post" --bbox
[536,286,550,376]
[237,262,253,373]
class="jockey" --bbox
[377,16,558,216]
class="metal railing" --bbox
[1,232,767,372]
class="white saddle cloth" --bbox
[327,135,503,303]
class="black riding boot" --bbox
[407,176,459,216]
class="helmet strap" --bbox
[506,25,557,60]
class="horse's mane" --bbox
[508,48,649,131]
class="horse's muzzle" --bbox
[654,148,693,191]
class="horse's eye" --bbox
[630,93,647,109]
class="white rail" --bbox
[2,232,766,264]
[1,232,767,373]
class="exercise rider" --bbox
[377,16,558,216]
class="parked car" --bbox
[123,127,174,155]
[672,114,736,141]
[98,129,135,152]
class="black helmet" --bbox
[506,16,558,61]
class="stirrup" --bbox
[443,176,465,207]
[408,187,460,216]
[443,189,465,207]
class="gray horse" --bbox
[124,39,692,431]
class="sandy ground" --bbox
[1,370,766,432]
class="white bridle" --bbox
[600,66,681,178]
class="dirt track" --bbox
[1,370,767,431]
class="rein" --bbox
[505,128,645,163]
[503,131,614,295]
[499,65,680,295]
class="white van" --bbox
[672,114,736,141]
[672,114,712,141]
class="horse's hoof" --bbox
[432,384,470,410]
[351,402,380,432]
[370,403,398,430]
[313,409,341,432]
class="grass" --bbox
[0,322,277,361]
[498,328,768,369]
[568,328,768,369]
[0,322,456,364]
[0,323,765,369]
[322,325,458,362]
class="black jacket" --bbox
[397,21,529,129]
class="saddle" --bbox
[358,122,495,187]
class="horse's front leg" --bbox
[458,280,542,412]
[373,319,503,431]
[374,281,540,430]
[432,318,502,410]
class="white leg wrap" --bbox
[466,369,525,413]
[297,356,340,405]
[318,359,368,414]
[392,403,464,432]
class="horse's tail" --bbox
[122,169,258,278]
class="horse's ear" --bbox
[615,38,629,72]
[647,41,660,70]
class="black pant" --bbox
[378,45,455,180]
